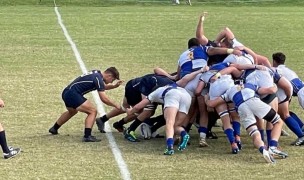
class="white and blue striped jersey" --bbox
[178,45,210,77]
[276,65,304,94]
[221,83,259,109]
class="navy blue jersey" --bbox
[139,74,174,96]
[66,70,105,95]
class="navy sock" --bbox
[53,122,61,130]
[117,118,126,126]
[150,118,166,133]
[259,146,265,154]
[224,128,235,144]
[198,127,208,133]
[266,130,272,146]
[144,115,164,126]
[269,140,278,148]
[84,128,92,138]
[285,116,304,138]
[128,118,142,132]
[100,115,109,123]
[0,131,10,153]
[290,111,304,129]
[232,121,241,137]
[259,129,265,142]
[180,131,187,138]
[166,138,174,149]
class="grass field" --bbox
[1,0,304,179]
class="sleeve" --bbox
[220,93,230,102]
[94,74,105,91]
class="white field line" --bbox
[53,1,131,180]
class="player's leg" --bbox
[0,123,21,159]
[77,100,100,142]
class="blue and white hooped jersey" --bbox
[222,83,259,109]
[178,45,210,77]
[66,70,105,95]
[276,65,304,94]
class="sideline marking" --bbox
[53,1,131,179]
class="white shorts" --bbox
[164,89,192,114]
[277,85,292,103]
[297,88,304,108]
[238,98,271,129]
[209,75,234,100]
[184,74,201,97]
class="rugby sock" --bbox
[258,146,265,154]
[145,115,164,127]
[290,111,304,129]
[128,118,142,132]
[232,121,241,137]
[53,122,61,130]
[166,138,174,149]
[117,118,126,127]
[180,131,187,138]
[285,116,303,138]
[224,128,235,144]
[266,130,272,147]
[185,123,193,133]
[198,127,208,138]
[150,118,166,133]
[100,115,109,123]
[269,140,278,148]
[84,128,92,138]
[0,131,10,153]
[259,129,265,141]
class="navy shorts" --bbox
[125,81,142,106]
[62,88,87,109]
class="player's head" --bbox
[272,52,286,67]
[103,67,120,84]
[188,38,200,49]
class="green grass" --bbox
[1,2,304,180]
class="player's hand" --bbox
[126,107,133,116]
[255,65,267,71]
[232,49,243,56]
[201,65,209,73]
[0,99,4,108]
[114,80,124,88]
[200,12,208,22]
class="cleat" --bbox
[291,136,304,146]
[262,149,276,163]
[231,143,239,154]
[281,129,289,136]
[199,137,209,147]
[82,135,101,142]
[113,121,125,133]
[124,130,140,142]
[49,127,58,135]
[236,141,242,150]
[206,131,218,139]
[3,147,21,159]
[269,147,288,159]
[164,147,174,155]
[178,134,190,151]
[96,118,105,133]
[140,123,151,140]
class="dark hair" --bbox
[188,38,200,49]
[105,67,120,80]
[272,52,286,65]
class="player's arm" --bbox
[195,80,206,96]
[176,65,181,81]
[196,12,209,45]
[98,91,120,109]
[104,80,124,90]
[153,67,177,80]
[257,84,278,95]
[0,98,4,108]
[126,98,150,116]
[177,66,209,87]
[204,94,226,108]
[231,64,266,71]
[207,47,242,56]
[277,76,292,100]
[218,66,243,78]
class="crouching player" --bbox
[205,82,288,163]
[126,83,191,155]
